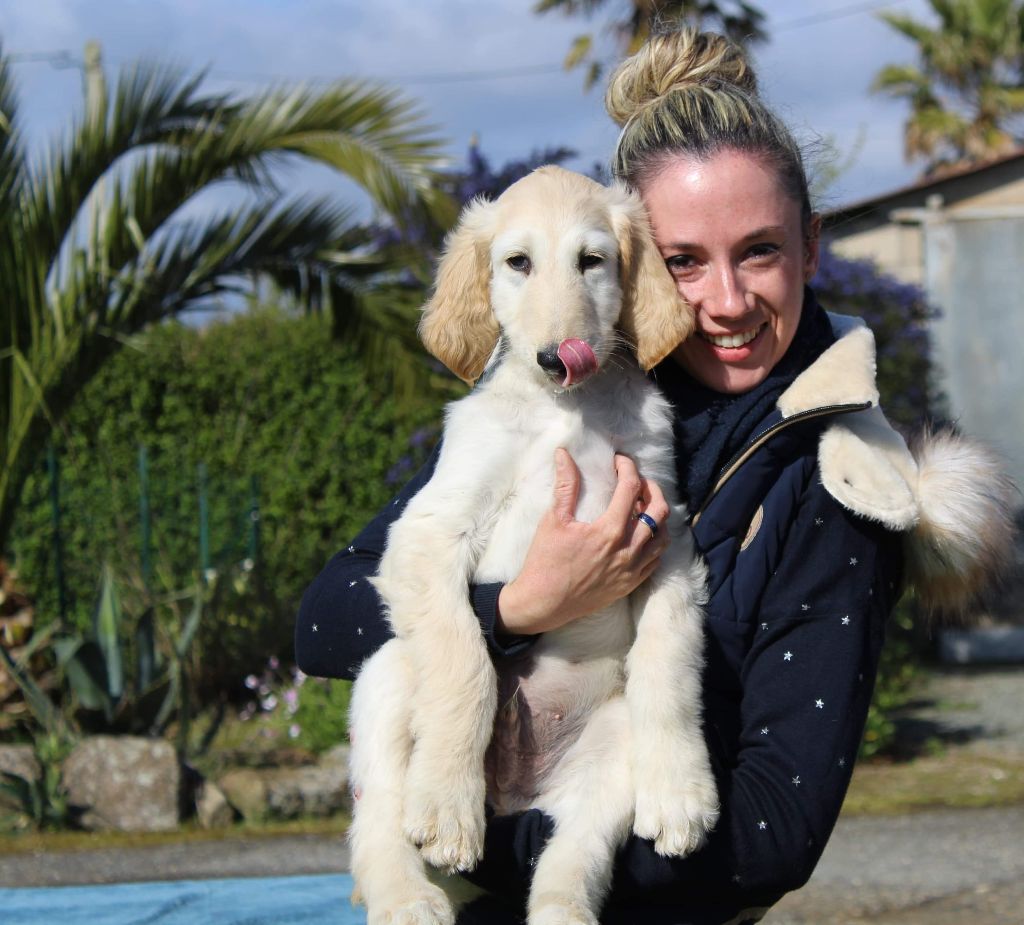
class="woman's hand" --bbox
[496,449,670,635]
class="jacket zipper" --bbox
[690,401,873,526]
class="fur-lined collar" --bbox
[778,314,1015,615]
[778,314,878,418]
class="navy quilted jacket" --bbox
[295,324,905,925]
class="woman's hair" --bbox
[606,28,813,229]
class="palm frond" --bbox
[0,44,454,553]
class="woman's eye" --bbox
[579,253,604,271]
[746,243,781,261]
[665,254,697,274]
[506,254,531,273]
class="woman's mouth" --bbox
[697,324,765,349]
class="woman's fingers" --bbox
[603,454,644,537]
[498,450,673,635]
[551,447,582,525]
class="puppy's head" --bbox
[419,166,692,385]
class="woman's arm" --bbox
[467,479,903,906]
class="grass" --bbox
[844,749,1024,815]
[4,750,1024,858]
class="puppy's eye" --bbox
[579,253,604,271]
[506,254,531,273]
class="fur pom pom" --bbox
[904,429,1018,619]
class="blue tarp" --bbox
[0,873,367,924]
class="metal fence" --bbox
[43,444,261,625]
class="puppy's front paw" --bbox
[367,886,455,925]
[403,773,486,872]
[633,751,719,857]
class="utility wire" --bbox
[773,0,912,31]
[5,0,919,87]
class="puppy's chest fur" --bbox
[464,360,677,586]
[450,360,678,813]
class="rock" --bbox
[0,744,40,784]
[0,744,40,812]
[195,778,235,829]
[63,736,180,832]
[319,744,350,768]
[265,763,349,819]
[218,758,350,822]
[218,768,268,822]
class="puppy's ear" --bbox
[611,188,693,371]
[419,198,500,384]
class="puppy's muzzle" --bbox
[537,339,598,388]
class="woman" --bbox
[295,28,1006,925]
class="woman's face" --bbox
[641,148,820,394]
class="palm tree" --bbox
[534,0,766,89]
[872,0,1024,176]
[0,41,454,553]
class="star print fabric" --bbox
[596,469,901,910]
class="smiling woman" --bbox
[645,150,820,395]
[294,24,1014,925]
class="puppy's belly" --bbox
[485,646,625,815]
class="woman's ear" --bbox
[611,189,694,371]
[804,213,822,282]
[418,197,500,384]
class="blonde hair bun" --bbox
[605,28,757,129]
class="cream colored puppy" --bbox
[348,166,717,925]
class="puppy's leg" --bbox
[528,697,633,925]
[376,523,498,873]
[402,627,497,872]
[627,522,719,857]
[349,640,455,925]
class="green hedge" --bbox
[10,307,451,691]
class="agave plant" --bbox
[0,41,455,553]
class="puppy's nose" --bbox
[536,348,567,378]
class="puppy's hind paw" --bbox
[404,790,486,873]
[367,887,454,925]
[529,896,598,925]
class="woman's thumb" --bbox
[553,448,580,522]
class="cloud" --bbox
[1,0,938,203]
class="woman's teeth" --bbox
[700,325,763,348]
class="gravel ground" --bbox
[893,665,1024,756]
[2,666,1022,923]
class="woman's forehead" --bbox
[641,150,801,242]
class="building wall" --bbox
[826,159,1024,285]
[829,223,923,285]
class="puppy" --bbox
[348,166,718,925]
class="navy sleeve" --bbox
[294,443,537,681]
[468,478,903,909]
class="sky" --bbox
[0,0,938,212]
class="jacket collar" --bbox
[776,313,880,418]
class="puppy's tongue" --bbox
[557,339,598,386]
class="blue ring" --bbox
[636,511,658,537]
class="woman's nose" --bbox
[708,265,746,318]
